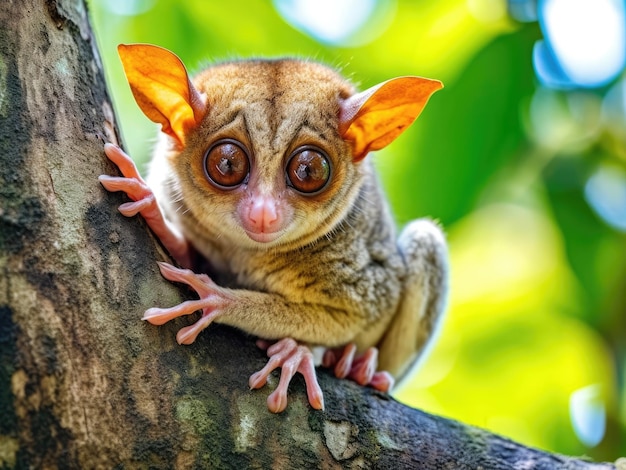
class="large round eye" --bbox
[204,139,250,189]
[286,147,331,194]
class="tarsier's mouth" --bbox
[244,229,283,244]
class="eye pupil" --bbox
[295,162,311,180]
[287,148,331,194]
[217,156,234,175]
[204,140,250,189]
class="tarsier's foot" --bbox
[323,344,394,392]
[251,338,324,413]
[142,262,228,345]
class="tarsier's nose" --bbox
[239,194,285,243]
[247,195,278,233]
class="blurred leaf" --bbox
[542,155,626,327]
[384,26,541,225]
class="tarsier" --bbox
[100,44,449,413]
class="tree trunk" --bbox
[0,1,619,468]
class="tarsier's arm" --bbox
[100,44,447,413]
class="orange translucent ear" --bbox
[339,76,443,161]
[117,44,207,147]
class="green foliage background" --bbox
[89,0,626,460]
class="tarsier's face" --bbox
[171,60,364,250]
[117,44,441,250]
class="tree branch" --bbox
[0,0,618,468]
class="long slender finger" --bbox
[176,312,216,345]
[334,343,356,379]
[250,339,326,413]
[98,175,149,199]
[119,198,153,217]
[157,262,216,296]
[298,354,324,410]
[266,351,301,413]
[322,348,339,368]
[349,347,377,386]
[249,339,297,389]
[104,143,143,180]
[266,386,289,414]
[249,366,272,390]
[369,371,394,392]
[266,337,297,357]
[249,354,285,389]
[142,298,215,325]
[256,339,274,351]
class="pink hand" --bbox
[323,344,394,392]
[250,339,324,413]
[142,262,229,345]
[99,143,191,268]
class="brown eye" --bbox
[286,147,331,194]
[204,139,250,189]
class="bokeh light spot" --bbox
[272,0,395,46]
[570,385,606,447]
[537,0,626,88]
[101,0,155,16]
[585,165,626,232]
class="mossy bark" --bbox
[0,1,619,469]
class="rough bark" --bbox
[0,0,619,469]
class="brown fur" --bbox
[142,57,448,376]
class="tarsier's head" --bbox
[118,44,442,249]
